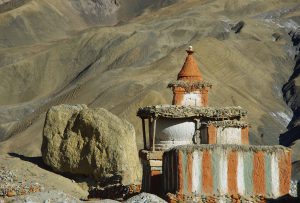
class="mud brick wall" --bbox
[163,145,291,199]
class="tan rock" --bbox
[42,104,142,186]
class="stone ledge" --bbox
[206,120,249,128]
[139,150,164,160]
[167,80,212,91]
[166,193,266,203]
[165,144,291,153]
[137,105,247,119]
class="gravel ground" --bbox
[0,167,42,197]
[124,193,166,203]
[5,190,81,203]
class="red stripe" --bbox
[187,152,193,194]
[241,127,249,144]
[177,151,184,199]
[208,125,216,144]
[202,150,213,194]
[201,88,208,106]
[253,151,265,195]
[279,150,291,195]
[173,87,185,105]
[228,151,238,194]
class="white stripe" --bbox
[192,151,200,193]
[237,152,245,195]
[271,153,280,197]
[219,150,228,194]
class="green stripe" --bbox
[244,152,253,195]
[264,153,272,196]
[212,149,220,194]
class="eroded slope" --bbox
[0,0,298,156]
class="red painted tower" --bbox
[169,46,211,106]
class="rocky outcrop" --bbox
[69,0,120,25]
[41,104,142,187]
[231,21,245,33]
[280,29,300,148]
[0,0,30,13]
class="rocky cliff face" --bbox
[281,29,300,147]
[280,25,300,179]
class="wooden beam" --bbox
[152,118,157,151]
[148,118,152,150]
[142,119,147,149]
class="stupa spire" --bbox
[177,46,202,81]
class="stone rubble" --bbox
[167,80,212,90]
[207,120,249,128]
[137,105,247,119]
[9,190,81,203]
[125,192,167,203]
[167,193,266,203]
[290,180,299,197]
[0,167,42,197]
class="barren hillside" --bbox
[0,0,298,163]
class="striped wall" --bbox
[163,145,291,200]
[201,126,249,145]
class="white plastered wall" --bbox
[182,91,201,106]
[216,127,241,144]
[155,118,195,149]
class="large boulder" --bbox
[41,104,142,187]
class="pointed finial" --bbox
[186,45,194,54]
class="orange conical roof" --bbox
[177,46,202,81]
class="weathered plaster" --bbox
[155,118,195,150]
[216,127,241,144]
[182,92,201,106]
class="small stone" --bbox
[231,21,245,33]
[272,33,281,41]
[7,190,16,197]
[231,194,239,199]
